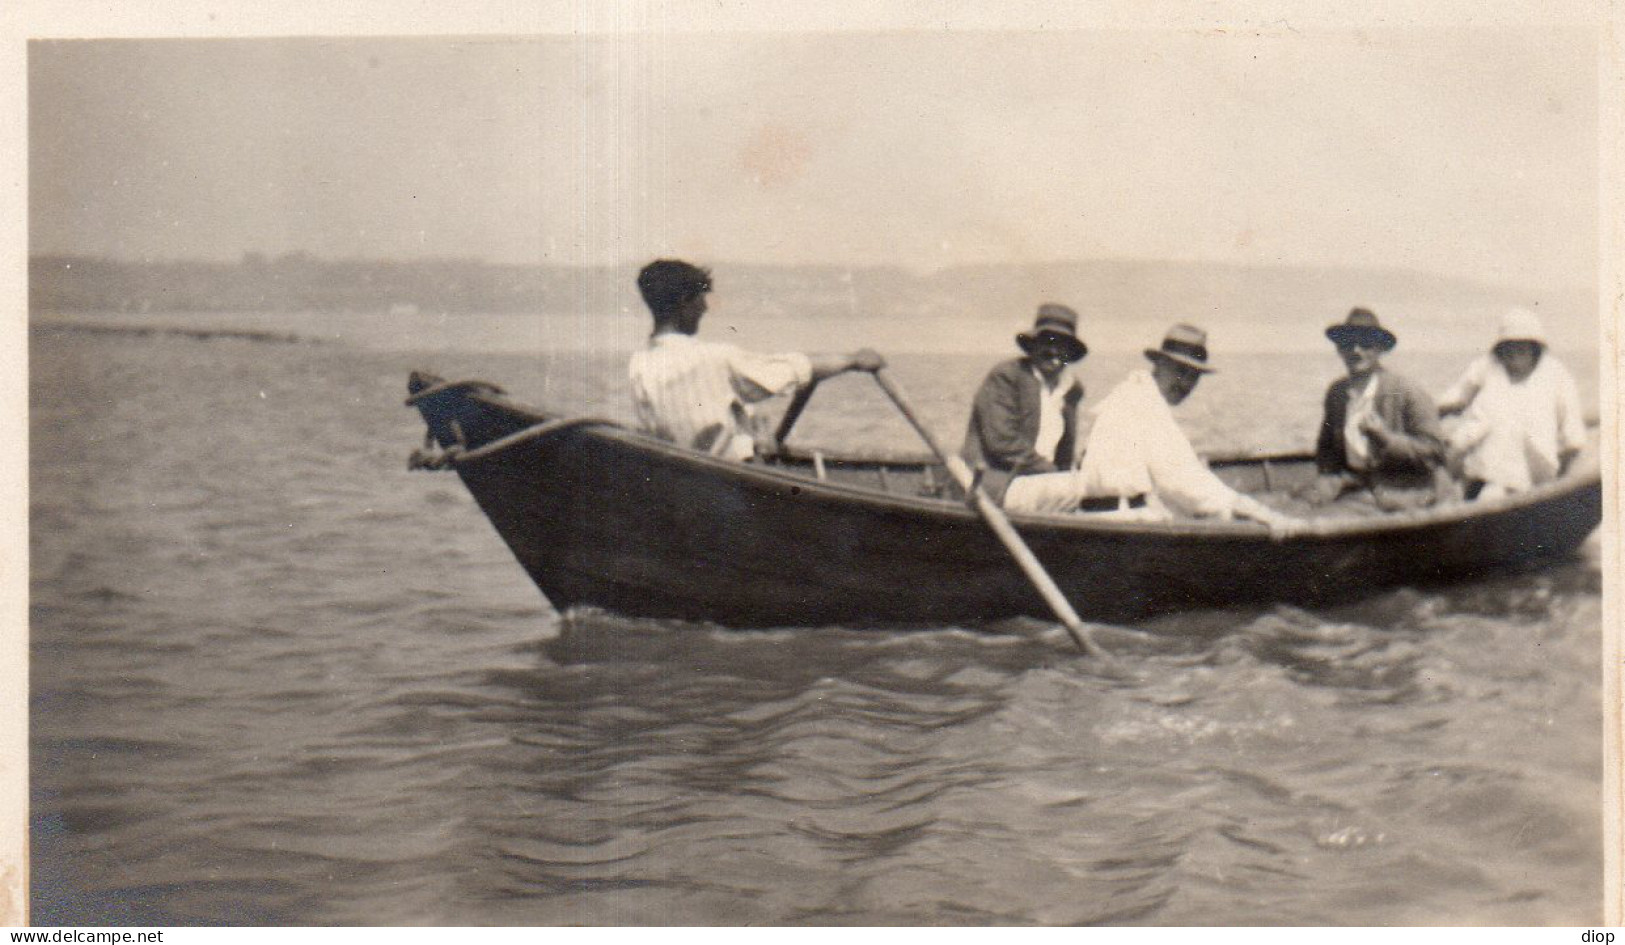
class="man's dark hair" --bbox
[637,259,712,317]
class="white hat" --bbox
[1494,307,1548,348]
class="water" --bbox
[29,312,1603,925]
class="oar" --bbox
[773,378,820,451]
[871,369,1110,660]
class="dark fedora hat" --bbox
[1143,323,1215,373]
[1326,307,1398,351]
[1016,303,1088,362]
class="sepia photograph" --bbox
[9,1,1620,928]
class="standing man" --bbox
[961,304,1089,506]
[1314,308,1447,504]
[629,259,884,461]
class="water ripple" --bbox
[28,332,1604,925]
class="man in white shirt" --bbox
[1076,325,1296,531]
[994,324,1298,534]
[1437,308,1587,500]
[628,259,885,461]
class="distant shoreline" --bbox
[27,316,1599,370]
[32,320,311,346]
[28,253,1582,316]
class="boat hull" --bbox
[409,373,1604,627]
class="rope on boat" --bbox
[408,417,616,471]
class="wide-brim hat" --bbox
[1016,303,1088,362]
[1493,307,1548,349]
[1326,307,1397,351]
[1143,323,1215,373]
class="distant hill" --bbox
[29,254,1594,353]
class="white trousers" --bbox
[1001,471,1169,521]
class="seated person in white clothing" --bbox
[1001,323,1300,536]
[628,259,884,461]
[1437,308,1587,501]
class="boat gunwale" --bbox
[441,383,1602,544]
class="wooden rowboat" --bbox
[406,371,1603,628]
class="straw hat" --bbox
[1016,303,1088,362]
[1143,323,1215,373]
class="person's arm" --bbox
[1446,411,1489,457]
[725,346,885,405]
[1555,362,1588,471]
[969,367,1053,473]
[1436,358,1485,417]
[1143,415,1302,535]
[1363,378,1445,468]
[1230,493,1303,537]
[725,346,815,404]
[1144,408,1246,519]
[807,348,885,381]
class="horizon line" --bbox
[25,251,1585,293]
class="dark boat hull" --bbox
[409,373,1604,627]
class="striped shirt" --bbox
[629,333,814,461]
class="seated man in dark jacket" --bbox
[961,304,1088,509]
[1315,307,1448,506]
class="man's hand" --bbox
[1357,414,1391,446]
[850,348,886,373]
[1265,513,1305,541]
[1252,507,1305,541]
[1234,497,1305,540]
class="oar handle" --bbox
[872,370,1108,659]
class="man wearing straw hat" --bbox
[1068,324,1298,532]
[961,303,1090,507]
[984,322,1297,533]
[1314,307,1447,505]
[1436,307,1586,501]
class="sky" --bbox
[26,25,1600,292]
